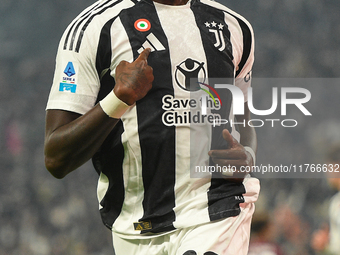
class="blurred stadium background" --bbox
[1,0,340,254]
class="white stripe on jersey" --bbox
[113,106,146,234]
[154,1,212,227]
[97,172,109,210]
[110,17,136,75]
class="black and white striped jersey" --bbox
[46,0,257,237]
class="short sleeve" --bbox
[46,22,101,115]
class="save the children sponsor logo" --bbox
[161,59,224,126]
[161,77,312,128]
[175,58,206,91]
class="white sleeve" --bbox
[46,23,100,115]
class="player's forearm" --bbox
[235,104,257,165]
[44,104,119,178]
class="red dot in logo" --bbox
[134,19,151,32]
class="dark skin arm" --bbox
[44,48,153,179]
[208,103,257,182]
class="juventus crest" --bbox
[205,21,225,51]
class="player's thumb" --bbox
[222,129,236,148]
[135,48,151,63]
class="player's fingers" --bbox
[222,129,237,148]
[210,158,247,169]
[208,149,245,159]
[135,48,151,63]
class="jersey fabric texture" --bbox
[46,0,259,238]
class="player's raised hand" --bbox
[114,48,154,105]
[208,129,254,182]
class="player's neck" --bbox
[152,0,189,6]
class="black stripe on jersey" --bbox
[229,15,252,78]
[191,0,245,221]
[207,180,246,221]
[119,0,176,234]
[91,17,123,230]
[191,1,233,149]
[191,0,234,74]
[92,124,126,230]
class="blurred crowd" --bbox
[1,0,340,254]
